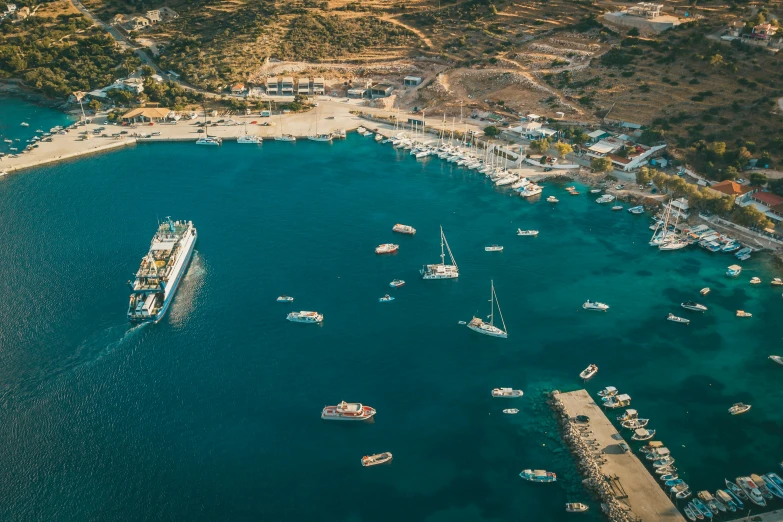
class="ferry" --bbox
[287,311,323,323]
[276,295,294,302]
[389,279,405,288]
[492,387,523,398]
[361,452,392,467]
[582,300,608,311]
[519,469,557,483]
[127,218,197,323]
[579,364,598,380]
[321,401,376,421]
[375,243,399,254]
[392,223,416,235]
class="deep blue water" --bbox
[0,100,782,521]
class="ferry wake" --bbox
[127,218,197,323]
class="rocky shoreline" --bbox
[548,391,641,522]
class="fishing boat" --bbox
[582,300,609,312]
[621,418,649,429]
[579,364,598,380]
[725,479,748,502]
[604,394,632,409]
[750,474,774,500]
[597,386,618,398]
[375,243,399,254]
[361,452,392,467]
[728,403,751,415]
[276,295,294,303]
[726,264,742,277]
[736,310,752,318]
[519,469,557,483]
[628,205,644,214]
[736,476,766,506]
[485,245,504,252]
[421,226,459,279]
[389,279,405,288]
[287,311,323,323]
[631,428,656,441]
[683,505,698,521]
[769,355,783,365]
[547,196,559,203]
[715,490,738,512]
[763,473,783,498]
[681,301,707,312]
[467,280,508,338]
[698,491,721,514]
[392,224,416,235]
[321,401,375,421]
[378,294,395,303]
[771,278,783,286]
[517,229,539,236]
[503,408,519,414]
[565,503,588,513]
[492,388,523,398]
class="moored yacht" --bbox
[287,311,323,323]
[421,226,459,279]
[321,401,376,421]
[681,301,707,312]
[492,387,523,398]
[519,469,557,483]
[361,452,392,467]
[582,300,609,311]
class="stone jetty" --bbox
[549,389,685,522]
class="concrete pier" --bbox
[551,389,685,522]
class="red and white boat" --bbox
[392,224,416,235]
[375,243,399,254]
[321,401,376,421]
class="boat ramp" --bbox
[550,389,685,522]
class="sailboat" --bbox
[421,226,459,279]
[467,280,508,338]
[307,97,332,142]
[275,102,296,141]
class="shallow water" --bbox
[0,100,781,521]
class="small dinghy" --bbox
[728,403,751,415]
[276,295,294,303]
[668,313,690,324]
[379,294,395,303]
[503,408,519,414]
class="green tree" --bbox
[749,172,768,187]
[590,157,612,173]
[483,125,500,138]
[553,141,573,158]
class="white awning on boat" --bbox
[151,240,176,251]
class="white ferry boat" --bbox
[361,452,392,467]
[392,223,416,235]
[321,401,376,421]
[421,226,459,279]
[520,469,557,483]
[287,311,323,323]
[127,218,197,323]
[492,387,523,398]
[196,136,222,146]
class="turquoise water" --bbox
[0,100,782,521]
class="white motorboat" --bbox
[579,364,598,380]
[517,229,539,236]
[769,355,783,365]
[361,452,392,467]
[750,277,761,284]
[631,428,656,441]
[375,243,399,254]
[287,311,323,323]
[421,226,459,279]
[728,403,751,415]
[681,301,707,312]
[565,503,588,513]
[582,300,609,312]
[736,310,752,318]
[492,387,523,398]
[546,196,559,203]
[485,245,504,252]
[597,386,618,398]
[276,295,294,303]
[503,408,519,414]
[667,313,689,324]
[467,280,508,338]
[321,401,375,421]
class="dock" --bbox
[551,390,685,522]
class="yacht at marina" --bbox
[491,387,523,398]
[286,311,323,323]
[361,452,392,467]
[421,226,459,280]
[467,280,508,338]
[321,401,375,421]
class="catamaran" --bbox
[421,226,459,279]
[467,280,508,338]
